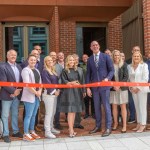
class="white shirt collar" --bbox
[8,61,17,66]
[94,51,100,57]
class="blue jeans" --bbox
[1,97,20,136]
[24,97,40,134]
[128,90,136,120]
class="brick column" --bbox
[49,6,60,53]
[60,20,76,56]
[143,0,150,55]
[108,16,123,51]
[0,22,3,61]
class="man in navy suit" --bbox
[86,41,114,137]
[0,49,23,142]
[34,45,44,72]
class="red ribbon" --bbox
[0,81,149,88]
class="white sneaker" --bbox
[51,128,60,134]
[45,132,56,139]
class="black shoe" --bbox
[12,132,23,138]
[74,124,84,129]
[102,129,111,137]
[121,130,126,133]
[89,127,101,134]
[55,124,63,130]
[84,114,90,119]
[91,114,95,119]
[65,118,68,122]
[128,119,136,124]
[3,136,11,143]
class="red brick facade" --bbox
[143,0,150,55]
[49,6,60,53]
[1,1,150,60]
[108,16,123,52]
[0,23,3,61]
[60,20,76,56]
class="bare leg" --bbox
[68,112,75,136]
[112,104,118,129]
[120,104,127,131]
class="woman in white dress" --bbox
[110,50,128,133]
[128,51,149,132]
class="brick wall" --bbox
[143,0,150,55]
[60,20,76,57]
[49,6,60,53]
[0,23,3,61]
[108,15,123,51]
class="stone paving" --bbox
[1,132,150,150]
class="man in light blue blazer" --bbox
[86,41,114,137]
[0,49,23,142]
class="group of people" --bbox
[0,41,150,143]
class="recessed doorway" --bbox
[76,23,107,59]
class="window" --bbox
[32,27,46,34]
[13,27,19,36]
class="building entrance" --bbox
[4,23,49,63]
[76,23,107,59]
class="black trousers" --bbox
[84,95,95,115]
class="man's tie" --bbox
[95,54,99,68]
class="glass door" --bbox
[4,23,49,63]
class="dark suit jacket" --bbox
[111,62,128,91]
[86,52,114,91]
[21,56,44,73]
[0,62,22,101]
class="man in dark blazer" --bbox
[54,52,65,130]
[33,45,44,72]
[0,49,23,143]
[86,41,114,137]
[21,49,44,73]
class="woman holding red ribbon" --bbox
[59,55,85,137]
[128,51,149,132]
[41,56,60,139]
[110,50,128,133]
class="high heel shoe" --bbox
[136,125,146,133]
[69,133,74,138]
[121,130,126,133]
[112,124,118,131]
[132,124,140,131]
[121,127,126,133]
[73,132,77,136]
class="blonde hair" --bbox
[132,51,143,66]
[65,55,77,73]
[112,50,123,68]
[44,56,57,76]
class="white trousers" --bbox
[132,92,147,125]
[43,94,57,133]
